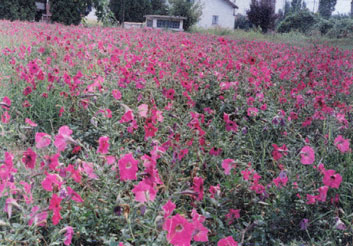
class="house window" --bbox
[157,20,180,29]
[212,15,219,25]
[147,20,153,27]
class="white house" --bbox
[196,0,238,29]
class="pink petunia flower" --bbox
[97,136,110,154]
[322,169,342,189]
[191,209,209,242]
[41,173,62,191]
[28,206,48,227]
[112,89,122,100]
[54,125,74,152]
[35,132,51,149]
[1,111,10,124]
[118,153,139,181]
[222,159,236,175]
[25,118,37,127]
[300,146,315,165]
[334,135,351,153]
[22,148,37,169]
[138,104,149,118]
[49,193,62,225]
[63,226,74,245]
[132,179,157,203]
[193,177,204,201]
[163,214,195,246]
[162,200,176,218]
[217,236,238,246]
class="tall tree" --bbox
[109,0,152,23]
[50,0,114,25]
[0,0,36,21]
[168,0,202,31]
[150,0,168,15]
[290,0,305,13]
[247,0,278,33]
[318,0,337,19]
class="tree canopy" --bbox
[0,0,36,21]
[318,0,337,19]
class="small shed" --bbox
[144,15,187,32]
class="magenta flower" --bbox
[41,173,62,191]
[300,146,315,165]
[82,162,98,179]
[217,236,238,246]
[138,104,149,118]
[1,111,10,124]
[222,159,236,175]
[49,193,62,225]
[163,214,195,246]
[162,200,176,218]
[132,179,157,203]
[54,125,74,152]
[97,136,110,154]
[28,206,48,227]
[35,132,51,149]
[322,169,342,189]
[63,226,74,245]
[191,209,209,242]
[22,148,37,169]
[118,153,139,181]
[225,209,240,225]
[317,186,329,202]
[112,89,122,100]
[25,118,37,127]
[193,177,204,201]
[334,135,351,153]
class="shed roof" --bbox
[144,15,187,21]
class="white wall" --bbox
[197,0,236,29]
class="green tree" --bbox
[50,0,89,25]
[318,0,337,19]
[290,0,306,13]
[0,0,36,21]
[247,0,278,33]
[109,0,152,23]
[50,0,114,26]
[150,0,168,15]
[168,0,202,31]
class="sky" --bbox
[276,0,351,14]
[238,0,352,15]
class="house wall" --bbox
[196,0,235,29]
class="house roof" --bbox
[223,0,238,9]
[144,15,187,21]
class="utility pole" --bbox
[351,0,353,18]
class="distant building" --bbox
[145,15,186,31]
[196,0,238,29]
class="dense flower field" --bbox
[0,20,352,245]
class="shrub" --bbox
[312,18,335,35]
[326,18,353,38]
[277,10,319,33]
[234,14,253,31]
